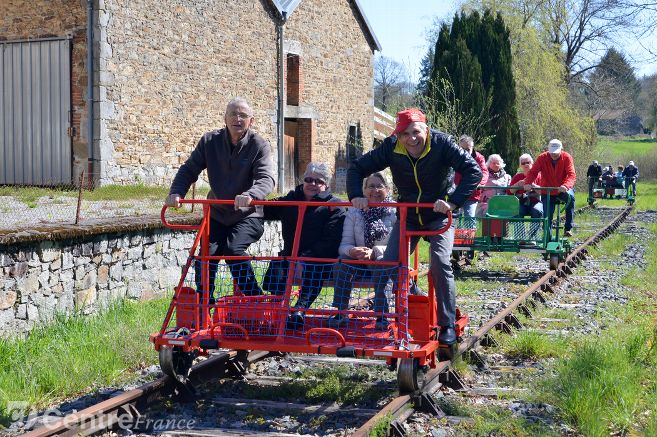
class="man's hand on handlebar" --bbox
[165,194,181,208]
[234,194,253,210]
[433,199,455,214]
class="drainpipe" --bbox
[276,11,287,191]
[86,0,94,188]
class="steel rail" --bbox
[352,205,633,436]
[20,206,632,437]
[19,350,271,437]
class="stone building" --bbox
[1,0,380,191]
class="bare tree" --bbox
[374,56,407,112]
[466,0,657,83]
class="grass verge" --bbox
[0,297,170,427]
[538,221,657,435]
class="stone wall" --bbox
[0,217,282,338]
[284,0,375,171]
[1,0,376,188]
[98,0,280,185]
[97,0,375,187]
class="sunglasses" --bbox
[303,177,326,186]
[520,161,532,165]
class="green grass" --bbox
[452,403,558,436]
[0,297,170,426]
[538,221,657,435]
[596,136,657,157]
[0,183,212,205]
[500,331,570,360]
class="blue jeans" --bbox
[460,199,478,229]
[515,202,543,240]
[371,217,455,327]
[332,256,392,310]
[542,190,575,236]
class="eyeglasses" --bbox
[227,111,252,120]
[366,184,386,190]
[520,161,532,165]
[304,177,326,186]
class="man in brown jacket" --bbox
[166,97,275,297]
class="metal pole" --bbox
[75,170,85,225]
[86,0,94,188]
[276,12,287,192]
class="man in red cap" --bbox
[347,107,481,345]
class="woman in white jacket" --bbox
[328,172,396,328]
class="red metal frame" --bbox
[151,199,468,368]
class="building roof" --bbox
[269,0,381,51]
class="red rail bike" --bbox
[150,199,468,392]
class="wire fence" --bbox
[0,171,206,232]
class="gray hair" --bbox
[362,172,390,191]
[225,97,253,116]
[303,162,331,185]
[518,153,533,165]
[486,154,506,168]
[458,135,474,148]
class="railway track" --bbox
[17,205,634,437]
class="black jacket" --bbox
[264,186,346,258]
[622,165,639,178]
[169,128,275,226]
[586,164,602,178]
[347,129,481,226]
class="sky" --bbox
[357,0,657,82]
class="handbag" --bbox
[262,258,289,295]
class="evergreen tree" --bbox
[427,10,521,165]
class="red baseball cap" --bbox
[392,108,427,136]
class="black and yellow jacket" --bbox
[347,129,481,226]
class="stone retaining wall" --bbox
[0,216,282,338]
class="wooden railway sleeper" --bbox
[495,320,513,334]
[505,313,523,329]
[518,303,534,318]
[439,369,467,391]
[414,392,447,417]
[532,290,547,303]
[464,349,488,369]
[481,332,500,347]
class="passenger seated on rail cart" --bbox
[165,97,275,299]
[262,162,346,330]
[602,166,615,186]
[453,135,489,229]
[475,154,512,217]
[507,153,543,242]
[523,139,576,238]
[622,161,639,196]
[347,108,481,344]
[328,172,397,328]
[614,165,625,188]
[586,160,603,199]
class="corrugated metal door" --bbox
[1,38,72,185]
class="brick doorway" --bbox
[284,118,314,190]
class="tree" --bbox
[585,48,640,119]
[464,0,657,85]
[637,74,657,132]
[428,10,521,165]
[374,56,413,113]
